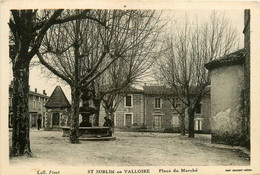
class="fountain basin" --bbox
[62,127,116,141]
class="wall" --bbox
[45,108,70,130]
[98,91,211,133]
[194,94,211,133]
[28,94,49,128]
[144,95,175,131]
[99,93,145,128]
[210,64,245,145]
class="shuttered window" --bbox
[125,95,132,107]
[155,98,161,109]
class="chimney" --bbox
[35,88,37,93]
[43,90,47,95]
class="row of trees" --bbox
[9,9,163,156]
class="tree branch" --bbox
[36,51,72,85]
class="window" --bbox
[172,98,180,109]
[33,96,36,109]
[195,119,203,131]
[124,113,133,127]
[195,104,202,114]
[38,97,41,110]
[155,98,161,109]
[125,95,132,107]
[172,114,180,127]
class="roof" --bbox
[125,86,143,94]
[45,86,71,109]
[205,49,245,71]
[99,85,143,94]
[9,84,49,99]
[29,91,49,98]
[143,85,210,96]
[143,86,173,95]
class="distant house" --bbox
[45,86,71,130]
[99,85,211,133]
[9,81,49,128]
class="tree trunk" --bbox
[104,110,115,133]
[180,114,186,136]
[10,60,32,157]
[93,99,101,126]
[188,108,195,138]
[70,87,80,143]
[110,111,115,133]
[70,19,81,143]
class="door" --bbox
[154,115,162,130]
[43,113,45,128]
[31,113,37,127]
[125,114,132,127]
[52,113,60,127]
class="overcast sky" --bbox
[9,9,244,102]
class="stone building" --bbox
[99,87,144,128]
[143,86,211,133]
[99,85,211,133]
[204,10,250,148]
[205,50,246,145]
[45,86,71,130]
[9,81,49,128]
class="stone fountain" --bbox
[62,89,115,141]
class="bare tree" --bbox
[37,10,162,143]
[92,23,162,126]
[155,12,239,138]
[9,9,105,156]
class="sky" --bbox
[8,9,244,102]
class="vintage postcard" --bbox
[1,1,260,175]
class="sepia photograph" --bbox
[1,1,260,175]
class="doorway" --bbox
[154,115,162,130]
[52,113,60,127]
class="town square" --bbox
[1,3,259,175]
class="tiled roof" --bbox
[205,49,245,71]
[143,85,210,96]
[45,86,71,109]
[125,86,143,94]
[143,86,173,95]
[9,85,49,98]
[99,85,143,94]
[29,91,49,98]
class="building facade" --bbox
[9,82,49,128]
[99,86,211,133]
[99,88,145,128]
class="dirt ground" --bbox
[9,129,250,166]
